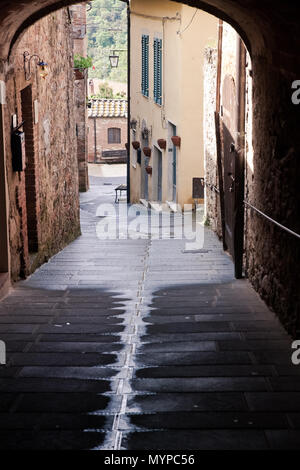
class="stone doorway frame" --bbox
[0,81,10,298]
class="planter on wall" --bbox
[157,139,166,150]
[132,141,140,150]
[143,147,152,157]
[145,166,152,175]
[171,136,181,147]
[74,68,86,80]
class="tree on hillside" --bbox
[87,0,127,83]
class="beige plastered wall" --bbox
[130,0,217,207]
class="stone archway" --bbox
[0,0,299,331]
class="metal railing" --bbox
[243,200,300,240]
[204,180,300,240]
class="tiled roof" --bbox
[88,99,128,118]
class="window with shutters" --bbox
[141,35,149,97]
[108,127,121,144]
[153,38,162,106]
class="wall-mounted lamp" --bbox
[109,49,126,68]
[109,51,119,68]
[24,52,48,81]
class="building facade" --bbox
[88,99,128,163]
[129,0,217,208]
[1,8,80,284]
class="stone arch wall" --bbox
[0,0,299,332]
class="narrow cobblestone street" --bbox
[0,174,299,450]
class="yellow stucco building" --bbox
[129,0,217,208]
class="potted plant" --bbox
[125,143,129,151]
[143,146,151,157]
[171,136,181,147]
[157,139,166,150]
[146,166,152,175]
[74,54,93,80]
[132,141,140,150]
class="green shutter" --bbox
[154,38,162,105]
[141,35,149,97]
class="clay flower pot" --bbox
[171,136,181,147]
[74,68,85,80]
[145,166,152,175]
[132,141,140,150]
[157,139,166,150]
[143,146,151,157]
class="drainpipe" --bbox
[215,20,227,251]
[126,0,131,203]
[94,117,97,163]
[216,20,223,114]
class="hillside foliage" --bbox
[87,0,127,83]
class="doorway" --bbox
[0,84,9,286]
[153,146,162,202]
[21,86,39,253]
[168,122,177,202]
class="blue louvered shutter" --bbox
[141,35,149,97]
[154,38,162,105]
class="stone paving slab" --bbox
[121,429,269,450]
[134,365,276,378]
[0,176,299,450]
[119,411,289,430]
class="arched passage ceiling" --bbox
[0,0,299,73]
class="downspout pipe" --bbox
[215,20,227,251]
[126,0,131,203]
[94,117,97,163]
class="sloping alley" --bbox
[0,175,299,450]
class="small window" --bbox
[108,127,121,144]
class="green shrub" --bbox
[74,54,93,69]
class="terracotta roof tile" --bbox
[88,99,128,118]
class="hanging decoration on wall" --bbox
[171,136,181,147]
[23,52,48,81]
[143,147,151,157]
[157,139,166,150]
[132,141,140,150]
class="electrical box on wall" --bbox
[11,130,26,172]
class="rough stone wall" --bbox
[204,23,300,336]
[245,57,300,336]
[87,117,127,163]
[203,47,222,237]
[5,9,80,281]
[70,3,89,192]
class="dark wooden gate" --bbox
[221,75,237,258]
[220,73,245,278]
